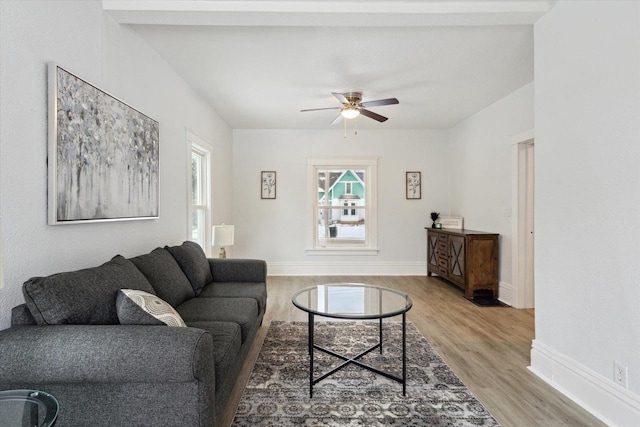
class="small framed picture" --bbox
[406,171,421,199]
[261,171,277,199]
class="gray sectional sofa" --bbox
[0,241,267,426]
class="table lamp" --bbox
[212,224,234,259]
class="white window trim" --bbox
[306,157,378,255]
[186,130,213,256]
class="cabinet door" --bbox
[448,235,465,286]
[427,232,439,271]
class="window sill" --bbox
[305,248,379,256]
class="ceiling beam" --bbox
[102,1,552,27]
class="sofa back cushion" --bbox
[11,304,37,326]
[165,241,213,295]
[23,255,155,325]
[130,248,195,307]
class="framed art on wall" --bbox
[261,171,276,199]
[406,171,421,199]
[47,63,159,224]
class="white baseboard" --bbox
[529,339,640,427]
[267,261,427,276]
[498,281,514,306]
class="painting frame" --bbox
[406,171,421,200]
[47,63,159,225]
[261,171,277,199]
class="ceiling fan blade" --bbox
[300,107,341,112]
[332,92,348,104]
[360,108,388,122]
[330,114,344,125]
[360,98,399,108]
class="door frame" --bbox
[511,129,535,309]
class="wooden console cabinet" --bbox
[426,228,499,300]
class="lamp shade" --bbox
[212,224,234,247]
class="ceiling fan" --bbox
[301,92,399,125]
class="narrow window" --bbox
[188,133,212,255]
[345,182,352,194]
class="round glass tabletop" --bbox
[0,389,59,427]
[292,283,412,319]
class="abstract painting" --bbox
[48,64,159,224]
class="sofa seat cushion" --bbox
[165,241,213,296]
[186,321,242,412]
[176,298,259,343]
[199,282,267,315]
[116,290,187,327]
[129,248,195,307]
[23,255,155,325]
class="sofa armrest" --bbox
[0,325,214,384]
[208,258,267,283]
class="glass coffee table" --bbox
[292,283,413,397]
[0,389,59,427]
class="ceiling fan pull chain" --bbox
[344,117,347,139]
[355,115,358,136]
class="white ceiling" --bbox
[104,1,548,130]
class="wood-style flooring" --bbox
[219,276,605,427]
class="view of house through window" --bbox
[317,168,367,244]
[308,157,378,252]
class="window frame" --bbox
[306,157,378,255]
[187,132,212,256]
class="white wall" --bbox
[232,129,449,274]
[448,82,534,298]
[531,1,640,425]
[0,0,232,329]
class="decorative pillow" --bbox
[23,255,155,325]
[130,248,195,307]
[116,289,186,327]
[165,241,213,295]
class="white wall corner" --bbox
[498,281,514,306]
[529,340,640,427]
[267,261,428,276]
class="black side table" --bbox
[0,390,59,427]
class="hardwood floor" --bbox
[219,276,605,427]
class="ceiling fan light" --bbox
[341,107,360,119]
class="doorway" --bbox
[512,131,535,309]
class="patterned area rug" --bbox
[233,320,500,426]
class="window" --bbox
[307,157,378,254]
[188,133,212,255]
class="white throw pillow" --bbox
[116,289,186,327]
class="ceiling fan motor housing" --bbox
[343,92,363,106]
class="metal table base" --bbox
[308,312,407,397]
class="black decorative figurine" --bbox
[430,212,440,228]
